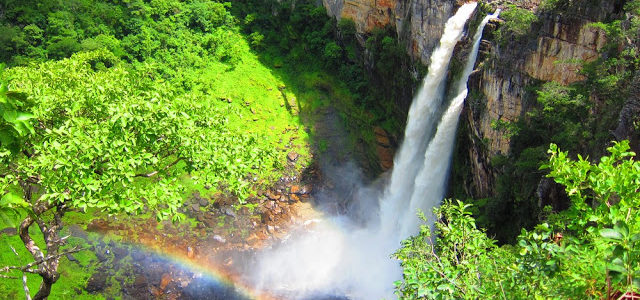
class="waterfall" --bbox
[249,4,503,300]
[397,9,501,238]
[379,2,477,240]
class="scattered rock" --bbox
[86,272,108,293]
[287,151,299,162]
[199,198,208,207]
[160,273,172,290]
[223,207,237,218]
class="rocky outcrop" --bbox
[462,0,623,198]
[320,0,626,199]
[322,0,456,65]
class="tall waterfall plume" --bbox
[378,1,477,240]
[398,9,501,238]
[248,4,504,300]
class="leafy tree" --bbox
[0,50,278,299]
[395,141,640,299]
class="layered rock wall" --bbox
[464,1,622,198]
[322,0,456,65]
[321,0,625,198]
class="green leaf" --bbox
[1,192,28,208]
[600,228,623,240]
[614,221,629,238]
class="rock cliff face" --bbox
[464,0,623,198]
[322,0,627,199]
[322,0,456,65]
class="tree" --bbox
[0,50,276,299]
[394,141,640,299]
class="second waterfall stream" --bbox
[250,3,500,299]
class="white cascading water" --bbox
[398,9,501,238]
[251,4,501,299]
[379,2,478,237]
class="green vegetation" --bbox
[0,0,415,297]
[396,141,640,299]
[233,0,417,156]
[463,0,640,243]
[495,4,539,43]
[0,0,335,298]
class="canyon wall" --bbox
[322,0,456,65]
[464,0,623,198]
[322,0,627,200]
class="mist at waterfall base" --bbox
[247,3,499,299]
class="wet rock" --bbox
[223,207,237,218]
[160,273,172,290]
[86,219,111,233]
[212,235,226,244]
[290,185,301,194]
[134,274,147,286]
[267,200,276,209]
[67,224,87,239]
[265,190,277,200]
[287,151,299,162]
[86,271,108,293]
[374,127,394,171]
[187,246,195,259]
[267,225,275,233]
[299,185,312,195]
[112,247,128,261]
[273,206,282,215]
[278,194,288,202]
[289,194,300,202]
[131,250,145,262]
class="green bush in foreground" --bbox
[395,140,640,299]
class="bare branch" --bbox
[22,272,32,300]
[0,246,84,275]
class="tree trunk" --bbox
[33,276,55,300]
[18,196,65,300]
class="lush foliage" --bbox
[495,4,538,43]
[396,141,640,299]
[232,0,417,142]
[0,0,320,297]
[463,0,640,242]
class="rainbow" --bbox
[110,237,279,300]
